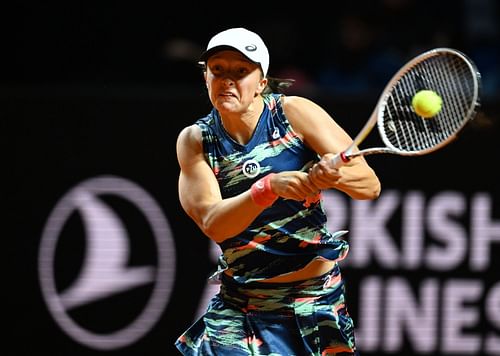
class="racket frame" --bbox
[331,47,481,168]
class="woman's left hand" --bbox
[308,153,341,190]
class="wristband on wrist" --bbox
[250,173,278,207]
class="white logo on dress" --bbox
[242,159,260,178]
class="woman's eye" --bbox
[209,64,251,78]
[234,67,250,78]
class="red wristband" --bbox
[250,173,278,207]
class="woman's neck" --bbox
[219,96,265,145]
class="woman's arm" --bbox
[176,125,263,242]
[176,125,318,242]
[282,95,381,200]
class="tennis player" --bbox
[175,27,380,355]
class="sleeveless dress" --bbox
[175,94,357,356]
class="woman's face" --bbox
[205,50,267,115]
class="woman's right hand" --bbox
[271,171,319,201]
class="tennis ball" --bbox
[412,90,443,118]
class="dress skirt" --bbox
[175,262,358,356]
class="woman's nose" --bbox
[222,76,234,86]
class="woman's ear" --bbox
[203,72,208,88]
[256,78,268,95]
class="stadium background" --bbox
[5,1,499,355]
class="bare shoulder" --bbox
[177,124,202,147]
[281,95,317,113]
[281,95,335,132]
[280,95,353,154]
[176,124,203,165]
[281,95,330,120]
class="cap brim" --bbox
[199,45,259,65]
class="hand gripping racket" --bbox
[331,47,482,168]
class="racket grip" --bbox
[330,152,350,168]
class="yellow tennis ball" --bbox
[412,90,443,118]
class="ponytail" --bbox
[263,76,295,94]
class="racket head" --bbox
[376,48,481,156]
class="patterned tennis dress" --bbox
[175,93,358,355]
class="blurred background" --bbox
[5,1,499,355]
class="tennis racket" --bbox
[331,47,481,168]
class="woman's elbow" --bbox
[358,178,381,200]
[366,181,382,200]
[199,220,233,243]
[346,176,381,200]
[185,210,223,242]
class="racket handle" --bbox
[330,152,350,168]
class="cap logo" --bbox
[245,44,257,52]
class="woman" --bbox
[175,27,380,355]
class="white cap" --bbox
[199,27,269,76]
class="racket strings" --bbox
[381,51,479,154]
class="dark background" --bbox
[5,1,499,355]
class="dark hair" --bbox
[263,76,295,94]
